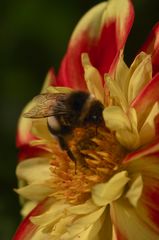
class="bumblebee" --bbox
[24,91,104,161]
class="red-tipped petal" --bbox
[111,155,159,239]
[140,22,159,75]
[13,200,45,240]
[111,198,159,240]
[13,198,51,240]
[57,0,134,90]
[124,155,159,235]
[17,145,50,162]
[123,139,159,163]
[141,183,159,234]
[112,154,159,238]
[131,73,159,128]
[13,216,37,240]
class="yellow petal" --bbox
[27,230,49,240]
[105,74,128,111]
[115,108,140,150]
[125,174,143,207]
[31,200,69,227]
[31,119,54,143]
[16,157,51,184]
[128,52,152,103]
[62,207,105,239]
[15,183,53,201]
[103,106,131,131]
[92,171,129,206]
[116,128,140,150]
[69,199,98,215]
[82,53,104,104]
[71,2,107,41]
[20,201,37,217]
[51,215,75,238]
[62,225,96,240]
[114,51,129,99]
[62,210,108,240]
[101,0,134,43]
[139,102,159,145]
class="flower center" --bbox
[49,124,126,204]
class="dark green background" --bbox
[1,0,159,239]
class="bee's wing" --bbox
[23,93,67,118]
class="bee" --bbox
[23,91,104,162]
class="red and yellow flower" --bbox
[14,0,159,239]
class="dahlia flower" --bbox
[14,0,159,239]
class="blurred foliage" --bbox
[0,0,159,239]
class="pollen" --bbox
[49,125,126,204]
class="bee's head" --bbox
[84,100,104,125]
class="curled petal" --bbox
[57,0,134,89]
[131,73,159,129]
[141,22,159,75]
[105,74,128,111]
[128,53,152,104]
[103,106,132,136]
[116,128,140,150]
[92,171,129,206]
[104,106,140,150]
[125,174,143,207]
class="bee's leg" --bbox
[57,136,76,162]
[58,136,77,174]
